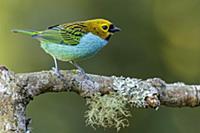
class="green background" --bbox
[1,0,200,133]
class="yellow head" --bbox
[84,19,121,40]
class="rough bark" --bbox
[0,66,200,132]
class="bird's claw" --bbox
[75,69,90,80]
[72,69,97,90]
[52,67,64,79]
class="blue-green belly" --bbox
[40,33,108,61]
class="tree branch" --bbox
[0,66,200,132]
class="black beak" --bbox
[109,25,121,33]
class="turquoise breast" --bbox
[40,33,108,61]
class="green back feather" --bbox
[13,22,88,45]
[47,23,88,45]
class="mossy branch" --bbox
[0,66,200,132]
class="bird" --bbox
[12,18,120,77]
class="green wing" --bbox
[39,23,87,45]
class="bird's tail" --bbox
[12,29,38,37]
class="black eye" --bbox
[102,25,108,30]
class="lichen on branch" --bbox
[1,66,200,132]
[85,92,131,131]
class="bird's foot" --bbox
[52,67,64,79]
[73,69,98,90]
[76,69,93,82]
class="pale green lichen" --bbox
[85,92,131,131]
[85,76,159,131]
[112,76,158,108]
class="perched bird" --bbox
[12,18,120,76]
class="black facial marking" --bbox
[108,24,121,33]
[109,24,114,30]
[105,34,111,41]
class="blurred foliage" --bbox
[1,0,200,133]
